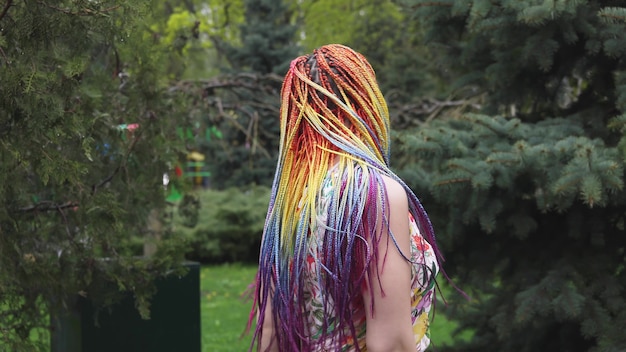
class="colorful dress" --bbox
[302,169,439,351]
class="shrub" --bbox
[175,186,271,263]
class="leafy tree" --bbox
[295,0,405,85]
[294,0,459,126]
[392,1,626,351]
[148,0,245,79]
[194,0,299,188]
[294,0,359,50]
[175,0,448,189]
[0,0,193,349]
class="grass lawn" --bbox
[201,263,257,352]
[201,263,470,351]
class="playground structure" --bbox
[185,151,210,188]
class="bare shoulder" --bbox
[363,173,415,351]
[379,175,409,208]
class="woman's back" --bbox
[250,44,445,352]
[302,166,439,351]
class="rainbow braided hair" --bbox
[249,44,443,351]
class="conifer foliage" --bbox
[0,1,190,349]
[224,0,298,75]
[393,1,626,350]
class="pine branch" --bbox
[598,7,626,23]
[15,132,138,213]
[0,46,8,66]
[91,166,121,195]
[55,202,73,239]
[19,201,78,213]
[435,177,471,186]
[36,1,120,17]
[411,2,453,9]
[91,117,147,195]
[0,0,12,22]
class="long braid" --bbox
[250,44,444,352]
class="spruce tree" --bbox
[390,1,626,351]
[224,0,298,75]
[0,1,191,349]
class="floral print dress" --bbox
[302,170,440,351]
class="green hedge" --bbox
[175,186,271,263]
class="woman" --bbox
[249,44,442,352]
